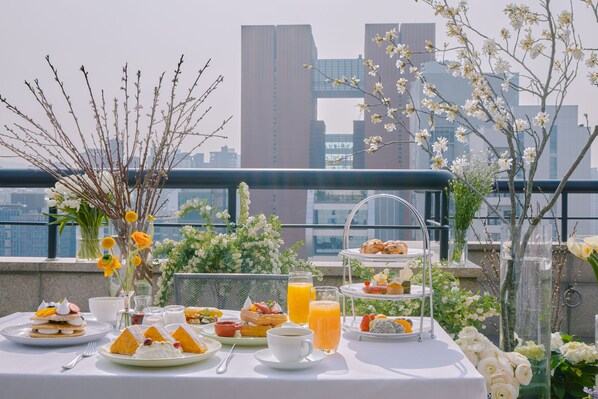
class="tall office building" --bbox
[241,24,435,256]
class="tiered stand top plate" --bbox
[339,248,430,261]
[340,283,431,300]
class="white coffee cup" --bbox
[88,297,123,324]
[267,327,314,363]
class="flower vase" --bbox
[109,218,154,291]
[448,221,468,266]
[500,222,552,398]
[76,225,103,261]
[115,290,135,331]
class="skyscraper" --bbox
[241,23,435,255]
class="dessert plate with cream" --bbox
[0,320,112,347]
[98,337,221,367]
[253,348,326,370]
[199,324,268,347]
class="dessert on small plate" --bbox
[253,348,327,370]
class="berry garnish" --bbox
[173,341,181,349]
[143,338,153,346]
[364,280,371,287]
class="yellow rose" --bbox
[132,255,142,267]
[101,236,115,249]
[97,254,121,277]
[125,211,138,223]
[131,231,152,249]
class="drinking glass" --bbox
[287,271,313,324]
[163,305,186,325]
[142,306,164,325]
[308,286,341,354]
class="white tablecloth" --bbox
[0,312,487,399]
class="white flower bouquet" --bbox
[550,332,598,399]
[456,326,532,399]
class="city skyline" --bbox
[1,1,597,165]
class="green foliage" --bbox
[154,183,321,306]
[449,152,498,231]
[350,259,499,337]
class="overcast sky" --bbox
[1,0,596,165]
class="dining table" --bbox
[0,312,488,399]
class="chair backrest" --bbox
[173,273,289,310]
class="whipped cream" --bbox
[67,317,83,326]
[32,320,47,325]
[243,297,252,310]
[37,301,48,311]
[133,342,183,359]
[36,329,59,335]
[60,330,74,335]
[56,299,70,315]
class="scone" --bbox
[382,240,408,254]
[360,239,384,254]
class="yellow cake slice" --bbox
[171,324,208,354]
[110,325,146,355]
[144,324,176,344]
[240,323,271,337]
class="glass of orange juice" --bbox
[287,271,313,324]
[308,286,341,354]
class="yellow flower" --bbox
[132,255,142,267]
[131,231,152,249]
[101,236,115,249]
[97,254,121,277]
[125,211,138,223]
[581,243,593,259]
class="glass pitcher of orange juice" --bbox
[287,271,313,324]
[308,286,341,354]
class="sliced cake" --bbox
[171,324,208,354]
[144,324,176,344]
[110,325,146,355]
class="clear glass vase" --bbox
[109,218,154,292]
[448,221,468,266]
[500,222,552,398]
[116,290,135,331]
[76,225,103,261]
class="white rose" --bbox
[459,326,480,341]
[505,351,529,367]
[551,332,564,351]
[490,382,519,399]
[515,363,533,386]
[480,343,501,360]
[462,349,479,367]
[488,370,513,389]
[477,357,500,380]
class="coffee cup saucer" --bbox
[254,348,327,370]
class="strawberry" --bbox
[254,302,272,314]
[69,303,80,314]
[173,341,182,349]
[364,280,371,287]
[360,314,371,332]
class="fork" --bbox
[62,342,96,370]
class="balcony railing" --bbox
[0,168,453,259]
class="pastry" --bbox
[171,324,208,354]
[382,240,408,254]
[184,307,223,325]
[386,282,404,295]
[133,339,183,359]
[240,299,287,326]
[369,318,406,334]
[240,323,272,337]
[144,324,176,343]
[362,285,387,294]
[110,325,146,355]
[360,239,384,254]
[30,299,86,338]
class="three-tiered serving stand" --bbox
[339,194,435,341]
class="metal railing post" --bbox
[228,185,237,225]
[47,207,57,260]
[561,192,568,239]
[440,190,449,260]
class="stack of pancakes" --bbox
[30,302,86,338]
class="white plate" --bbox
[98,337,221,367]
[199,323,267,346]
[254,348,326,370]
[0,320,112,347]
[341,317,432,340]
[341,248,427,260]
[340,283,431,300]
